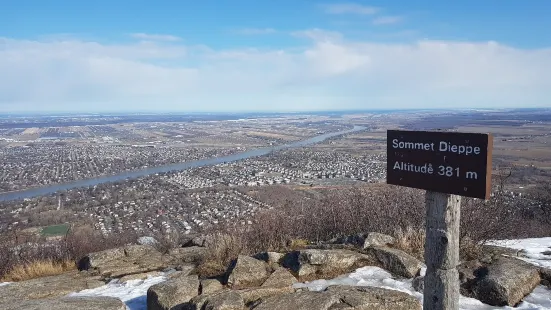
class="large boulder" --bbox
[189,291,244,310]
[254,252,284,269]
[200,279,224,295]
[4,296,126,310]
[261,267,297,288]
[167,247,207,264]
[202,291,244,310]
[0,271,105,302]
[227,256,270,289]
[367,247,423,278]
[282,249,377,281]
[472,257,541,306]
[147,274,200,310]
[254,285,421,310]
[79,245,198,279]
[363,232,396,249]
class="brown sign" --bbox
[387,130,493,199]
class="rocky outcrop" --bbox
[147,274,200,310]
[78,244,204,280]
[329,232,395,249]
[367,247,423,278]
[227,256,270,289]
[282,249,377,281]
[254,286,421,310]
[4,296,126,310]
[0,271,105,302]
[472,257,541,306]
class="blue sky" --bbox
[1,1,550,112]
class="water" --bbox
[0,126,365,202]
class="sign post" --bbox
[387,130,493,310]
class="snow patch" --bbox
[487,238,551,269]
[69,275,166,310]
[0,282,12,287]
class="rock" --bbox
[119,271,163,283]
[203,291,244,310]
[362,232,396,249]
[368,247,423,278]
[540,268,551,288]
[78,247,126,270]
[254,252,284,268]
[330,233,366,247]
[282,249,376,281]
[201,279,224,295]
[0,271,105,302]
[261,267,297,288]
[481,245,525,258]
[147,274,200,310]
[254,285,421,310]
[542,251,551,256]
[175,264,196,275]
[168,247,207,263]
[253,290,340,310]
[238,286,294,304]
[412,276,424,293]
[457,260,484,297]
[189,291,244,310]
[472,257,541,306]
[227,256,270,289]
[4,296,126,310]
[124,244,158,258]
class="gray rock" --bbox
[540,268,551,288]
[78,247,126,270]
[227,256,270,289]
[0,271,105,302]
[254,251,284,267]
[203,291,244,310]
[362,232,396,249]
[261,267,297,288]
[472,257,541,306]
[254,285,421,310]
[147,274,200,310]
[201,279,224,295]
[3,296,126,310]
[237,286,294,305]
[368,246,423,278]
[412,276,424,293]
[168,247,207,264]
[282,249,376,281]
[190,291,244,310]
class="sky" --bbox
[1,0,551,113]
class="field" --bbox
[40,224,70,237]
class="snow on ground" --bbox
[69,275,167,310]
[0,282,12,287]
[65,237,551,310]
[488,238,551,269]
[293,266,551,310]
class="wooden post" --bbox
[424,191,461,310]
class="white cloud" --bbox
[0,33,550,112]
[372,16,403,25]
[130,33,181,42]
[234,28,277,35]
[322,3,379,15]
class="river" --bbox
[0,126,365,202]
